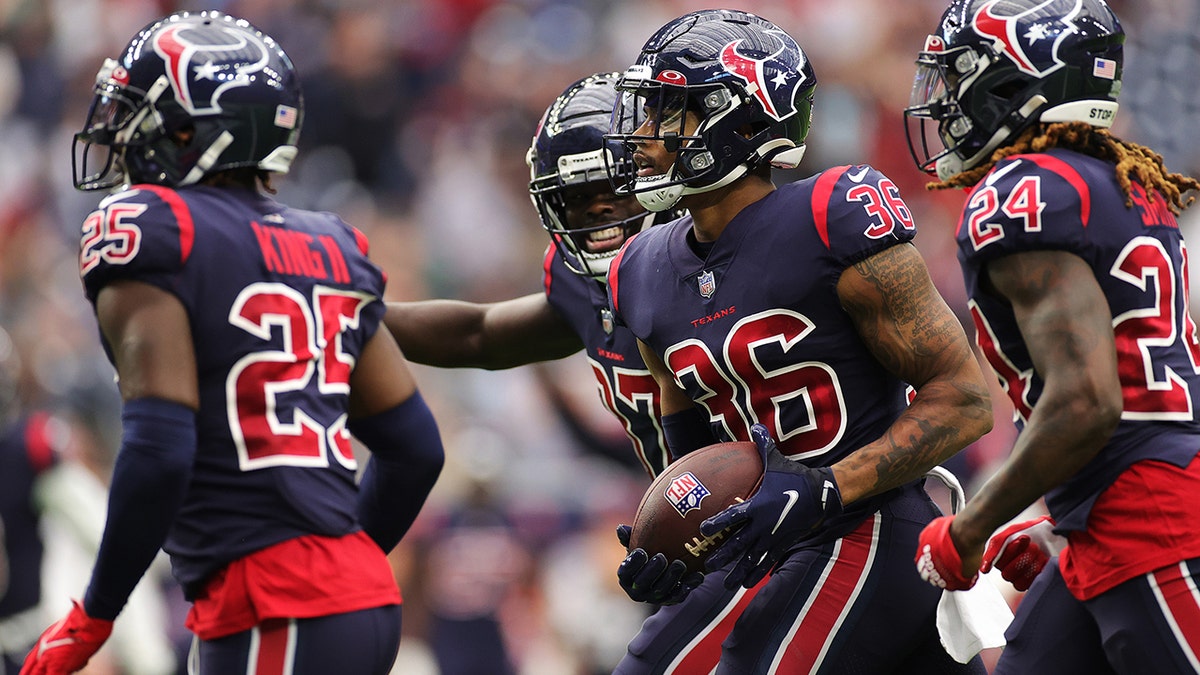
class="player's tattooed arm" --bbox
[949,249,1121,559]
[833,243,992,504]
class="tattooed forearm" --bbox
[875,418,953,491]
[837,378,992,501]
[843,244,975,387]
[833,243,993,504]
[849,244,928,327]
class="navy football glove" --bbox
[700,424,842,589]
[615,524,704,605]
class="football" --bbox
[628,440,763,575]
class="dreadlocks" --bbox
[930,122,1200,215]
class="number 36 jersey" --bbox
[957,149,1200,531]
[79,184,387,589]
[608,165,916,469]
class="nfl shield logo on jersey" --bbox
[664,471,711,517]
[698,270,716,298]
[601,308,615,334]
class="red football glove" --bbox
[21,600,113,675]
[980,515,1061,591]
[915,515,978,591]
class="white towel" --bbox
[924,466,1015,663]
[935,573,1014,663]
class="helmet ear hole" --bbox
[743,121,769,139]
[169,122,196,147]
[989,78,1026,100]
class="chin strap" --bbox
[179,131,235,186]
[636,139,806,211]
[769,144,806,169]
[635,163,751,212]
[634,175,686,212]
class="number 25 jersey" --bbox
[80,184,387,590]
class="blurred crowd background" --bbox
[1,0,1198,673]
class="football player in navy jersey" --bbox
[20,11,444,675]
[384,73,777,673]
[384,73,675,478]
[604,9,994,673]
[906,0,1200,672]
[0,328,64,673]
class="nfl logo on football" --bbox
[697,271,716,298]
[664,471,711,517]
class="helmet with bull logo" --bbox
[605,9,817,212]
[72,10,303,191]
[904,0,1125,181]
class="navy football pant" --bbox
[187,604,401,675]
[617,484,982,674]
[616,558,768,674]
[995,557,1200,674]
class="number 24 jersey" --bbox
[957,148,1200,531]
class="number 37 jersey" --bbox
[79,184,387,588]
[957,149,1200,530]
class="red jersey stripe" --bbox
[1150,562,1200,670]
[1009,153,1092,227]
[810,166,850,249]
[251,618,295,675]
[667,577,768,673]
[773,513,879,673]
[542,244,555,294]
[138,184,195,263]
[609,237,634,315]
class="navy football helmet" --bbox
[528,72,662,280]
[905,0,1124,181]
[606,9,816,211]
[73,10,303,191]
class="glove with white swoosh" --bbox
[20,600,113,675]
[700,423,842,589]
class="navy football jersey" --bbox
[541,245,669,477]
[0,414,58,619]
[609,165,916,468]
[957,149,1200,530]
[79,184,387,589]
